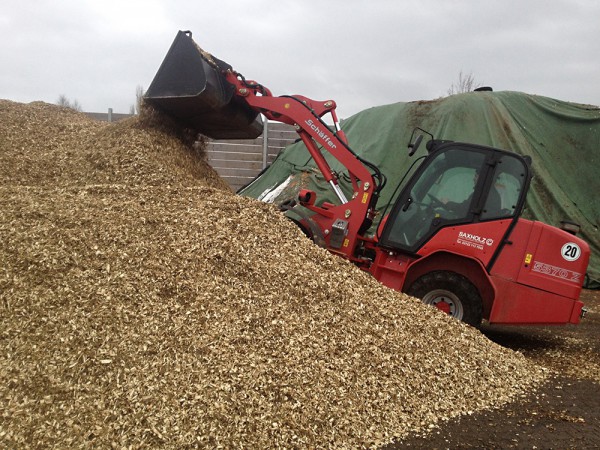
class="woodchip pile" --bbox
[0,100,547,448]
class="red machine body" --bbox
[370,219,589,325]
[227,72,590,326]
[145,31,590,327]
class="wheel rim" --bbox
[422,289,464,320]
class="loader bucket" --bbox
[145,30,263,139]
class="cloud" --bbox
[1,0,599,116]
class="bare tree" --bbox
[134,85,145,114]
[56,95,82,111]
[447,71,481,95]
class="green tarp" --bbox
[239,91,600,287]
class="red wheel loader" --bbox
[145,31,590,327]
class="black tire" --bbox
[407,271,483,327]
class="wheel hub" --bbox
[434,299,452,314]
[422,289,464,320]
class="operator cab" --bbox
[379,142,531,253]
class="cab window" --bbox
[481,154,527,220]
[382,148,486,248]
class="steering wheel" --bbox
[426,193,444,208]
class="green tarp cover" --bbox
[239,91,600,287]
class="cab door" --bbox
[378,143,530,257]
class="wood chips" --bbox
[0,100,548,448]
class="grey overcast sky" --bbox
[2,0,599,118]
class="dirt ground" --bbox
[391,289,600,449]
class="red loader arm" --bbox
[222,71,382,259]
[144,30,382,261]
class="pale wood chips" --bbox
[0,100,547,448]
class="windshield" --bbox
[379,145,528,251]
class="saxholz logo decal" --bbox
[456,231,494,250]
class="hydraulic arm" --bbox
[145,30,383,260]
[220,70,384,258]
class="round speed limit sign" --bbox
[561,242,581,262]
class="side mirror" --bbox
[407,127,433,156]
[408,134,423,157]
